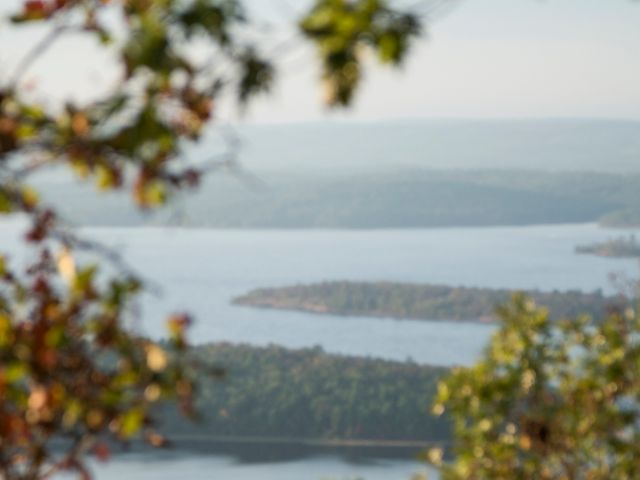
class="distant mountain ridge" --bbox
[26,118,640,228]
[38,168,640,228]
[222,118,640,173]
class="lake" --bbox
[50,435,438,479]
[65,450,436,480]
[1,221,639,366]
[3,220,639,479]
[90,223,640,366]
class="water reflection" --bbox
[68,441,436,480]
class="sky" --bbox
[1,0,639,124]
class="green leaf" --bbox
[0,190,13,213]
[121,409,144,438]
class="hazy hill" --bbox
[208,119,640,174]
[37,169,638,228]
[29,119,640,228]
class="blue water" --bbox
[60,451,435,480]
[2,220,638,366]
[3,220,639,479]
[90,223,640,366]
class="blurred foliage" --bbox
[0,0,423,478]
[42,169,632,229]
[430,294,640,479]
[301,0,421,105]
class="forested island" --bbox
[575,235,640,258]
[233,281,622,322]
[159,343,449,443]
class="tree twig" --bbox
[10,24,79,87]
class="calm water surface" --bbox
[72,451,435,480]
[2,221,638,366]
[54,440,437,479]
[4,221,639,479]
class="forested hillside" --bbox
[39,169,640,228]
[160,343,449,442]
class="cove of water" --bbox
[60,450,435,480]
[2,220,638,366]
[3,221,639,479]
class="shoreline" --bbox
[167,434,446,449]
[232,281,620,324]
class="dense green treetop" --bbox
[159,342,449,442]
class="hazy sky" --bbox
[247,0,640,123]
[1,0,639,124]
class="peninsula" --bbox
[232,281,621,323]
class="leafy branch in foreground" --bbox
[0,250,193,479]
[0,0,424,478]
[430,294,640,479]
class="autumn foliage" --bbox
[0,1,422,478]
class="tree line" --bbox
[158,342,450,443]
[234,281,622,322]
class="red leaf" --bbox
[93,442,111,462]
